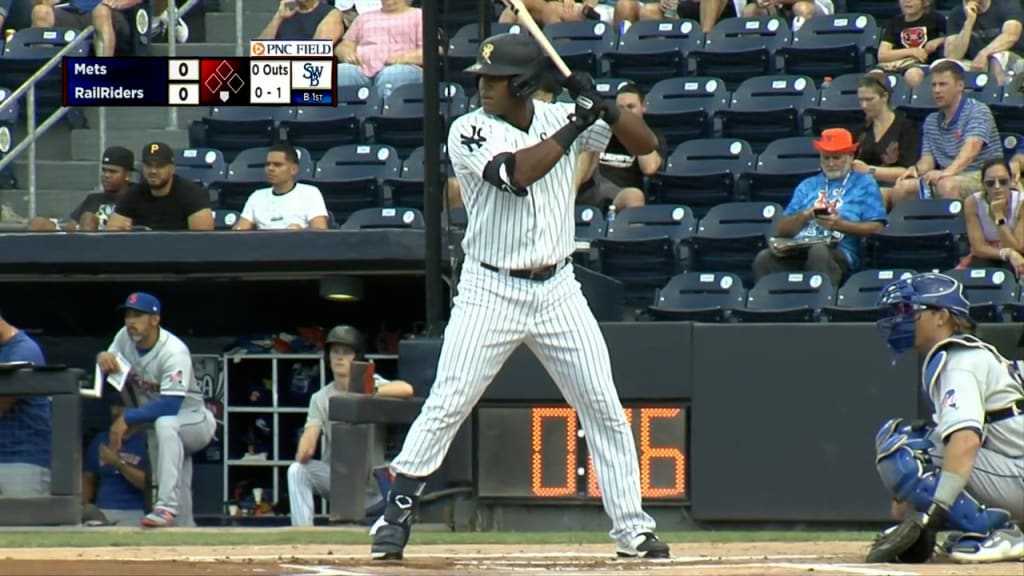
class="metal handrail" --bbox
[0,26,96,218]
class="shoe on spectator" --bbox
[154,11,189,44]
[141,507,176,528]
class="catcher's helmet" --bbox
[876,273,974,357]
[465,33,545,99]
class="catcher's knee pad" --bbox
[875,418,1012,536]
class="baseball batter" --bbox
[868,273,1024,563]
[371,33,670,560]
[97,292,216,528]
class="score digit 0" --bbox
[530,407,687,499]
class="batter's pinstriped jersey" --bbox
[447,102,613,270]
[107,327,205,413]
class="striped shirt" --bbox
[921,97,1002,172]
[447,102,612,270]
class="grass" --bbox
[0,530,877,548]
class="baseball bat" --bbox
[498,0,573,78]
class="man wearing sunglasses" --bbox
[867,273,1024,564]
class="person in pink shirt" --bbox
[334,0,422,100]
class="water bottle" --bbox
[606,204,617,226]
[918,179,932,200]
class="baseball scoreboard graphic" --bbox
[62,40,337,107]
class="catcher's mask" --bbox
[465,32,545,99]
[876,273,975,360]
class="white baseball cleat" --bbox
[947,525,1024,563]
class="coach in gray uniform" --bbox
[96,292,216,528]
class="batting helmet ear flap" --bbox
[509,64,544,99]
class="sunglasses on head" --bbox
[984,178,1010,188]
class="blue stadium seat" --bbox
[715,75,817,153]
[446,22,523,89]
[603,19,703,90]
[542,21,617,77]
[689,17,791,90]
[778,13,879,82]
[899,71,996,124]
[594,204,696,305]
[741,136,821,205]
[1,29,89,118]
[1001,132,1024,158]
[647,271,746,322]
[821,268,916,322]
[575,204,606,241]
[989,87,1024,135]
[0,86,17,185]
[648,138,755,217]
[283,87,382,160]
[804,72,877,135]
[443,206,468,231]
[212,209,239,230]
[643,76,729,150]
[593,78,635,103]
[690,201,781,286]
[314,144,401,223]
[382,146,452,210]
[341,207,425,230]
[192,107,292,163]
[175,147,227,187]
[366,82,467,157]
[733,271,835,322]
[866,198,966,271]
[211,145,315,211]
[943,267,1020,323]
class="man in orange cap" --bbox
[753,127,888,286]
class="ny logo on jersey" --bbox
[461,125,487,151]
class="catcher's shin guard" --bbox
[370,474,426,560]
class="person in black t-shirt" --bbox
[576,83,666,212]
[945,0,1024,86]
[876,0,947,88]
[107,142,214,231]
[852,74,922,209]
[27,146,134,232]
[259,0,342,42]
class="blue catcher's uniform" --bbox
[874,273,1024,563]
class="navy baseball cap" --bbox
[119,292,161,315]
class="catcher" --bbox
[868,272,1024,563]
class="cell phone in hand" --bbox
[813,207,830,216]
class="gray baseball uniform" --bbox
[108,326,215,524]
[288,376,388,526]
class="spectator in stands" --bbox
[149,0,189,44]
[31,0,137,57]
[287,325,412,527]
[0,311,50,497]
[499,0,600,28]
[741,0,834,29]
[335,0,423,101]
[753,128,887,286]
[107,143,214,231]
[891,61,1002,204]
[1,0,31,35]
[614,0,739,32]
[960,157,1024,276]
[233,144,329,231]
[333,0,381,32]
[851,75,921,208]
[575,83,664,211]
[260,0,343,43]
[1012,152,1024,187]
[26,146,134,232]
[944,0,1024,86]
[875,0,947,88]
[82,394,148,526]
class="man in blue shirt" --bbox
[83,394,148,526]
[753,128,888,287]
[0,311,51,497]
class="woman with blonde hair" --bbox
[960,158,1024,277]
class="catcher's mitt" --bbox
[866,505,947,563]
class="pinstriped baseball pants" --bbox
[390,259,656,544]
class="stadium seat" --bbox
[821,268,915,322]
[314,144,402,223]
[715,75,817,153]
[593,78,635,103]
[603,19,703,90]
[382,146,452,210]
[0,87,17,184]
[211,146,314,211]
[943,267,1020,323]
[690,201,781,286]
[0,29,89,118]
[866,198,966,271]
[899,72,996,124]
[804,72,878,135]
[733,271,835,322]
[648,138,755,217]
[366,82,467,157]
[212,209,240,230]
[593,204,696,305]
[778,13,879,82]
[1001,132,1024,158]
[283,87,382,160]
[446,23,523,89]
[689,17,791,90]
[643,76,729,150]
[442,206,468,232]
[191,107,292,163]
[575,204,606,241]
[989,87,1024,136]
[741,136,821,205]
[647,271,746,322]
[175,148,227,188]
[542,21,618,78]
[341,207,426,230]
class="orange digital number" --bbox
[530,407,577,497]
[586,408,685,499]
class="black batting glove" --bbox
[570,90,601,130]
[601,101,621,126]
[563,72,595,101]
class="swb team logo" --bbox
[291,60,333,90]
[302,63,323,87]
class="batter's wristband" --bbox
[552,123,582,152]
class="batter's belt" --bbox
[480,258,570,282]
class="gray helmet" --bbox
[325,325,364,355]
[465,33,545,98]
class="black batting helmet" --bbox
[465,33,544,99]
[325,325,365,357]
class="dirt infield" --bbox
[2,542,1020,576]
